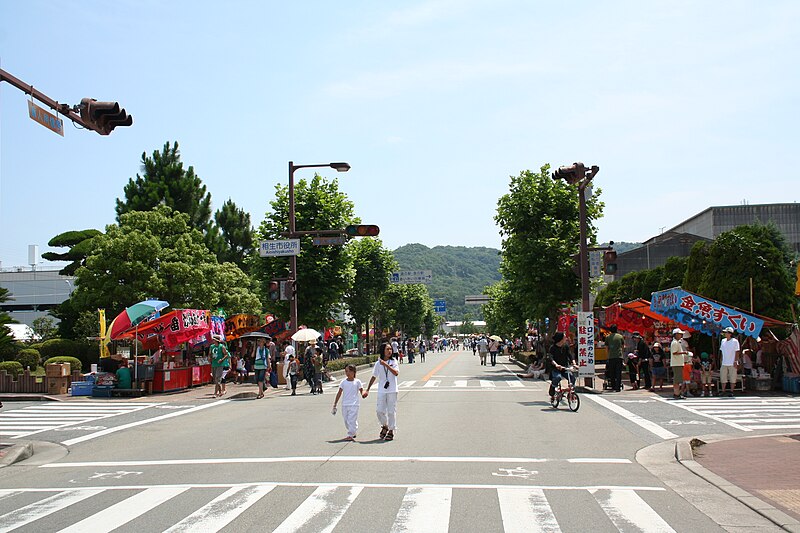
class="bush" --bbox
[325,354,379,373]
[16,349,41,370]
[38,339,81,359]
[43,356,82,373]
[0,361,23,377]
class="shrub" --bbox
[43,356,82,373]
[16,348,41,370]
[38,339,82,359]
[325,354,379,372]
[0,361,23,377]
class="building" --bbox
[614,232,711,277]
[0,267,75,327]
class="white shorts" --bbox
[720,365,738,384]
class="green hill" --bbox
[392,244,502,321]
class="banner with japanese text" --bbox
[577,311,595,378]
[651,287,764,339]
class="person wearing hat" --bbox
[210,334,231,398]
[633,332,653,391]
[670,328,689,399]
[719,327,741,397]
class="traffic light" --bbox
[345,225,380,237]
[552,163,584,185]
[603,250,618,275]
[269,281,280,301]
[80,98,133,135]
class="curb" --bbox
[0,394,62,402]
[676,435,800,532]
[0,442,34,467]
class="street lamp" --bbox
[287,161,350,332]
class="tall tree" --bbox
[495,165,604,321]
[252,174,356,327]
[683,241,710,292]
[378,284,432,338]
[42,229,102,275]
[483,280,525,337]
[212,199,255,269]
[346,237,397,346]
[116,141,213,235]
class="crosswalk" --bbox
[397,379,532,390]
[665,396,800,431]
[0,482,676,532]
[0,402,160,439]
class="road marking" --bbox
[57,487,188,533]
[41,455,631,468]
[498,487,559,533]
[399,381,416,388]
[479,380,496,388]
[60,400,231,446]
[586,395,679,440]
[424,380,441,388]
[0,489,103,533]
[591,488,676,533]
[507,381,524,388]
[422,352,460,381]
[273,485,362,533]
[454,380,468,387]
[392,487,451,533]
[166,484,275,533]
[654,397,752,431]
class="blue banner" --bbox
[651,287,764,338]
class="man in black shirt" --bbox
[547,332,576,401]
[634,333,653,391]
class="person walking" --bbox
[605,325,624,392]
[313,346,324,394]
[418,339,426,362]
[252,337,269,399]
[287,355,299,395]
[210,334,231,397]
[476,336,489,366]
[670,328,689,399]
[719,327,741,397]
[363,342,400,441]
[651,342,666,390]
[332,364,363,441]
[304,341,317,394]
[267,337,279,388]
[488,337,500,366]
[282,342,294,390]
[633,333,652,391]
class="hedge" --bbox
[0,361,23,377]
[43,356,82,373]
[36,339,97,370]
[16,349,41,370]
[326,354,380,373]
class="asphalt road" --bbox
[0,348,793,532]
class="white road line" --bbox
[392,487,451,533]
[0,489,103,533]
[399,381,416,388]
[654,397,751,431]
[424,380,441,388]
[273,485,362,533]
[41,456,629,468]
[57,487,188,533]
[498,487,560,533]
[586,396,679,440]
[507,381,524,388]
[60,400,230,446]
[166,484,275,533]
[454,380,468,387]
[591,489,676,533]
[479,380,496,388]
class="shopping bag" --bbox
[269,370,278,388]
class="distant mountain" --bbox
[602,241,642,254]
[392,244,502,321]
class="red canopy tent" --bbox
[603,299,693,336]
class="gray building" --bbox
[668,203,800,253]
[614,232,711,277]
[0,267,75,327]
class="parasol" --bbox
[109,299,170,340]
[489,335,503,342]
[292,328,321,342]
[240,332,273,339]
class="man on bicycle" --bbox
[547,332,576,402]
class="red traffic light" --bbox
[345,225,380,237]
[80,98,133,135]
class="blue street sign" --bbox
[433,299,446,314]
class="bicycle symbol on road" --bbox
[492,467,538,479]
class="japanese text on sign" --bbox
[259,239,300,257]
[577,312,595,378]
[390,270,433,284]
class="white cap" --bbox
[723,327,735,334]
[672,328,684,335]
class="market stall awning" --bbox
[603,299,687,335]
[650,287,791,339]
[118,309,211,350]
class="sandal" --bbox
[384,430,394,441]
[379,426,389,439]
[344,436,355,441]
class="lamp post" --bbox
[287,161,350,332]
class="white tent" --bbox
[6,323,38,341]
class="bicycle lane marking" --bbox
[585,395,678,440]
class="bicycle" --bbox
[550,366,580,412]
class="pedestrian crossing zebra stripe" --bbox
[657,396,800,431]
[0,483,672,533]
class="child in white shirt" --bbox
[332,364,363,441]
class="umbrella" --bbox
[109,299,170,340]
[489,335,503,341]
[292,328,321,342]
[240,332,272,339]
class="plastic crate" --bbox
[783,374,800,394]
[70,381,94,396]
[91,385,114,398]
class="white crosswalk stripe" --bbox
[395,379,535,390]
[0,483,673,532]
[663,396,800,430]
[0,402,160,439]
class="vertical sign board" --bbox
[28,100,64,136]
[589,250,603,278]
[433,299,446,315]
[577,311,595,379]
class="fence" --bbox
[0,369,83,394]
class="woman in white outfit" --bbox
[363,342,400,441]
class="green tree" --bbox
[116,141,214,235]
[346,237,397,346]
[459,313,477,335]
[211,199,255,269]
[42,229,102,275]
[683,241,710,292]
[379,284,432,338]
[252,174,356,327]
[495,165,604,321]
[71,207,261,318]
[660,256,688,289]
[31,317,58,342]
[483,280,525,337]
[697,223,795,321]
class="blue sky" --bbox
[1,0,798,268]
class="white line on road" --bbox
[41,455,631,468]
[0,489,103,533]
[498,487,560,533]
[454,380,468,387]
[586,395,679,440]
[272,486,362,533]
[424,380,441,388]
[591,488,676,533]
[392,487,451,533]
[479,380,496,388]
[166,484,275,533]
[654,397,752,431]
[60,400,231,446]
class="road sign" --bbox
[577,311,595,379]
[465,295,492,305]
[27,100,64,136]
[433,299,446,314]
[312,236,347,246]
[390,270,432,284]
[589,250,603,278]
[259,239,300,257]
